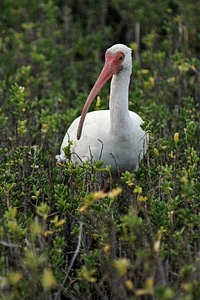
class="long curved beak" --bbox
[77,61,116,140]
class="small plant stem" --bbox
[55,221,83,300]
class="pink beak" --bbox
[77,59,118,140]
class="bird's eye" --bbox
[118,52,125,62]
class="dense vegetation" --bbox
[0,1,200,299]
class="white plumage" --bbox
[56,44,148,176]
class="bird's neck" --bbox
[109,70,131,135]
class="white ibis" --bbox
[56,44,148,176]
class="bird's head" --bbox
[105,44,132,74]
[77,44,132,140]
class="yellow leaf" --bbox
[149,76,155,84]
[169,151,176,159]
[30,222,42,236]
[42,268,57,291]
[4,207,17,219]
[24,250,37,268]
[44,230,53,236]
[154,231,162,252]
[154,240,160,252]
[153,147,159,156]
[181,176,188,184]
[103,244,111,252]
[133,186,142,194]
[108,187,122,198]
[125,279,134,290]
[167,77,176,84]
[135,277,154,295]
[35,190,40,198]
[167,186,173,191]
[19,86,25,93]
[8,271,23,285]
[143,76,155,91]
[7,220,17,231]
[93,190,107,200]
[79,205,88,213]
[130,42,138,51]
[139,195,147,202]
[51,216,66,227]
[36,203,50,220]
[161,145,167,150]
[126,181,134,187]
[182,282,192,292]
[145,277,154,289]
[55,219,66,227]
[81,266,96,282]
[140,69,149,74]
[178,64,189,72]
[135,288,151,296]
[190,65,197,72]
[113,258,130,276]
[96,96,101,107]
[174,132,179,143]
[41,123,49,133]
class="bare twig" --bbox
[110,152,120,177]
[97,139,104,160]
[55,221,83,300]
[0,241,19,248]
[135,21,141,63]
